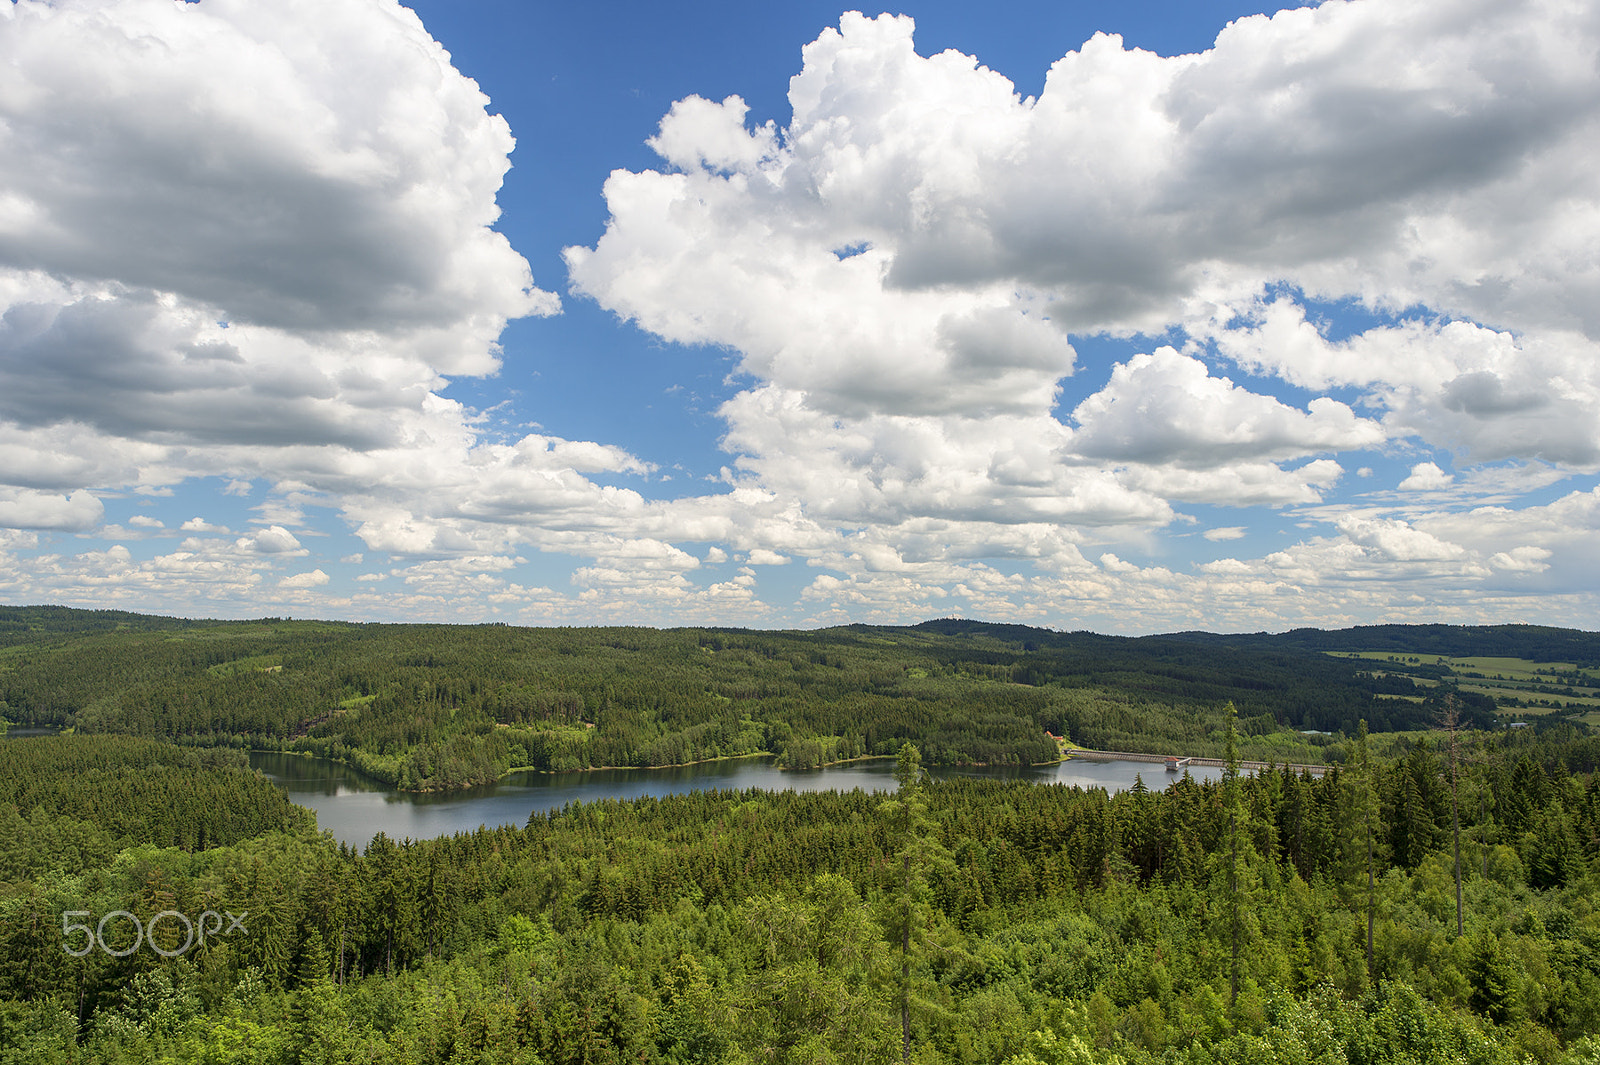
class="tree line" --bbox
[6,607,1573,792]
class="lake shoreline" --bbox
[266,746,1046,794]
[249,748,1225,849]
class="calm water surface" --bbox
[1,725,64,739]
[249,751,1224,849]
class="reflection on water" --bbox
[0,725,64,739]
[248,750,1227,850]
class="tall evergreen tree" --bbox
[1437,695,1465,937]
[1225,703,1244,1011]
[1356,719,1378,983]
[880,742,951,1064]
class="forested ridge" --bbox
[1162,625,1600,666]
[1,720,1598,1063]
[7,606,1587,792]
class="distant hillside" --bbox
[0,603,210,646]
[911,616,1600,664]
[1161,623,1600,666]
[2,606,1593,791]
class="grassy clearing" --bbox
[1322,649,1600,716]
[1323,650,1590,678]
[1450,656,1581,677]
[1328,651,1449,664]
[1471,686,1600,708]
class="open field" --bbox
[1330,651,1449,664]
[1323,648,1600,717]
[1449,655,1582,677]
[1461,684,1600,708]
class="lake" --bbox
[248,751,1225,849]
[1,725,64,739]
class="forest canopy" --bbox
[0,722,1597,1063]
[0,608,1598,1060]
[6,607,1592,791]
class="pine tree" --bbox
[288,928,337,1065]
[1437,694,1465,937]
[1225,703,1244,1012]
[1356,720,1378,983]
[880,742,951,1064]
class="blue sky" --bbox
[0,0,1596,633]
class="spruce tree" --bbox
[1225,703,1244,1012]
[1357,720,1377,983]
[880,742,951,1064]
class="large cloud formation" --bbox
[0,0,554,468]
[0,0,686,613]
[563,0,1600,627]
[0,0,1596,631]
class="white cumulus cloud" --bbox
[2,0,1596,631]
[1399,462,1454,491]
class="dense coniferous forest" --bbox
[9,607,1591,792]
[0,737,309,858]
[2,607,1599,1062]
[0,722,1597,1062]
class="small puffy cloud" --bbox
[278,569,331,589]
[180,517,229,533]
[1204,526,1248,541]
[127,515,164,529]
[746,549,790,566]
[1399,462,1454,491]
[237,526,303,554]
[1489,546,1552,573]
[522,436,654,476]
[647,94,781,175]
